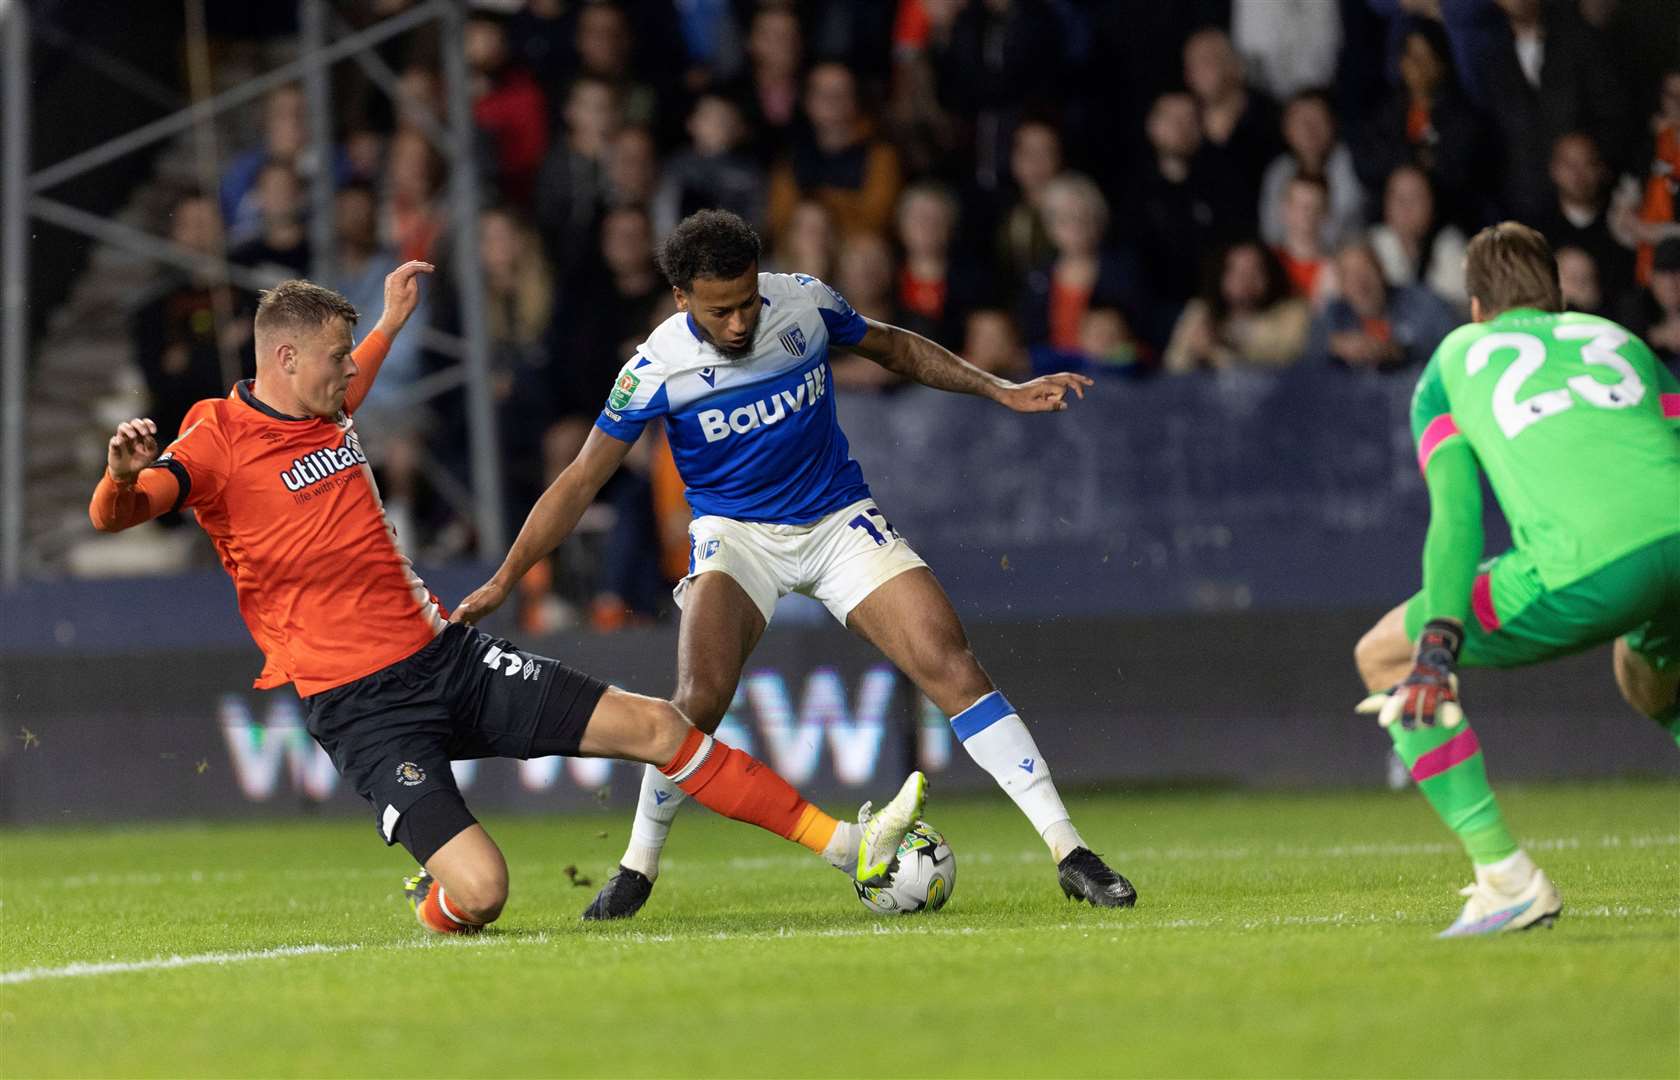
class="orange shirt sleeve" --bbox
[343,327,392,415]
[89,399,232,530]
[89,467,183,531]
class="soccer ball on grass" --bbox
[854,821,955,915]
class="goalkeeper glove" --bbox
[1374,619,1465,730]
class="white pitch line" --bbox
[6,902,1677,985]
[0,943,360,985]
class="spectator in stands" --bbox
[928,0,1069,198]
[834,231,897,325]
[603,126,660,209]
[1369,163,1468,311]
[229,163,311,278]
[132,195,249,464]
[1163,240,1310,373]
[1127,91,1246,316]
[1258,89,1364,251]
[669,0,744,92]
[767,62,903,241]
[1029,305,1151,378]
[732,4,805,159]
[994,120,1062,297]
[383,129,444,264]
[1232,0,1341,102]
[558,206,665,458]
[1614,237,1680,369]
[1183,26,1281,217]
[465,12,549,208]
[894,182,986,348]
[574,1,661,129]
[961,308,1030,379]
[1536,132,1633,301]
[767,199,837,282]
[1619,68,1680,286]
[220,85,346,246]
[329,184,423,414]
[652,94,765,236]
[1556,246,1606,316]
[1273,175,1336,303]
[394,66,444,140]
[427,207,565,625]
[506,0,571,97]
[831,232,905,391]
[1354,17,1484,229]
[1481,0,1628,223]
[534,77,622,273]
[1304,241,1457,372]
[1019,173,1145,353]
[882,0,963,178]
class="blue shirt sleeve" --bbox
[595,358,671,443]
[800,275,869,347]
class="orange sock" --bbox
[659,729,839,853]
[417,880,482,935]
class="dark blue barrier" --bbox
[841,365,1502,617]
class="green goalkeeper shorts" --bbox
[1405,532,1680,672]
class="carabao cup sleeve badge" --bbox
[608,369,641,410]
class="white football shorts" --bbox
[673,498,928,625]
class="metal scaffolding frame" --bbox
[0,0,504,586]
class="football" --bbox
[854,821,956,915]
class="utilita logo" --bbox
[697,366,826,443]
[279,432,367,492]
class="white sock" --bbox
[821,821,863,874]
[620,765,688,880]
[951,692,1086,862]
[1474,848,1535,889]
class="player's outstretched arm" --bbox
[451,428,633,624]
[89,418,176,532]
[344,260,433,415]
[1375,439,1485,729]
[846,320,1093,413]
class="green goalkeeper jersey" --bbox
[1411,307,1680,591]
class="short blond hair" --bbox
[1465,221,1562,315]
[254,280,359,337]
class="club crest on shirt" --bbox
[779,326,807,358]
[395,761,426,786]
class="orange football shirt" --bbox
[113,331,447,695]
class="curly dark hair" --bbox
[658,209,762,291]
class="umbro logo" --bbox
[1018,758,1036,774]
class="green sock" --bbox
[1387,721,1518,865]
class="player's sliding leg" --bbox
[577,686,925,890]
[585,572,767,920]
[845,568,1136,908]
[405,823,509,934]
[1613,638,1680,747]
[1355,602,1559,937]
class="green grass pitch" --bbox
[3,781,1675,1078]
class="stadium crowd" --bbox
[132,0,1680,629]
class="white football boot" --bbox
[854,771,927,887]
[1438,854,1562,938]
